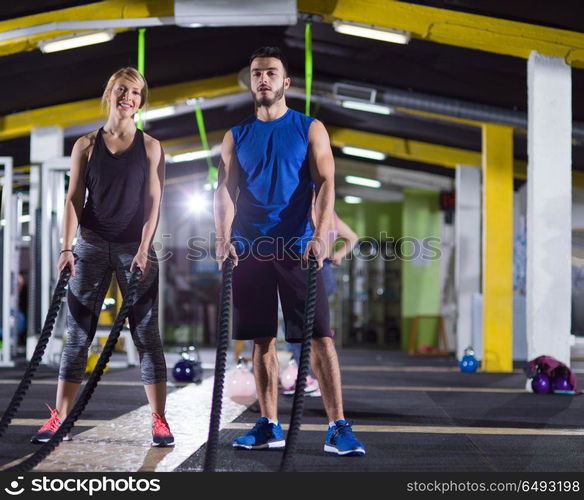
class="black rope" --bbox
[203,258,233,472]
[0,267,71,438]
[6,269,142,473]
[280,258,318,472]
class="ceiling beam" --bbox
[0,73,242,141]
[329,126,489,170]
[13,126,584,188]
[0,0,172,57]
[161,126,538,183]
[299,0,584,68]
[328,126,584,188]
[162,126,485,172]
[3,0,583,68]
[4,71,582,188]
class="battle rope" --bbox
[0,267,71,438]
[203,257,233,472]
[6,269,142,473]
[280,258,318,472]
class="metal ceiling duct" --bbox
[174,0,297,27]
[292,75,584,140]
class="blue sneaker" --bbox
[233,417,286,450]
[324,420,366,456]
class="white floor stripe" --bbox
[3,376,249,472]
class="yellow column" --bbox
[481,124,513,372]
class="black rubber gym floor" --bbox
[1,349,583,472]
[178,350,584,472]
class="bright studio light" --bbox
[345,175,381,189]
[344,196,363,204]
[188,192,209,213]
[341,146,386,161]
[333,21,411,45]
[39,31,115,53]
[341,100,392,115]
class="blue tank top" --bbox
[231,108,315,255]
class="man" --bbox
[214,46,365,456]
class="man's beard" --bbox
[253,85,285,107]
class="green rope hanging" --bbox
[136,28,146,130]
[305,22,313,117]
[194,103,218,185]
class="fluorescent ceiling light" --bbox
[344,196,362,204]
[333,21,410,44]
[39,31,115,53]
[171,150,214,163]
[345,175,381,189]
[341,101,392,115]
[341,146,386,161]
[135,106,175,122]
[186,97,206,106]
[170,144,221,163]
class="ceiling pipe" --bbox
[285,73,584,140]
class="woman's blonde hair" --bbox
[101,67,148,114]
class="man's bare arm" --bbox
[307,120,335,267]
[213,130,240,269]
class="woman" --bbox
[31,67,173,447]
[284,211,359,397]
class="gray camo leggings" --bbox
[58,227,167,385]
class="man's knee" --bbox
[313,336,335,350]
[254,337,276,351]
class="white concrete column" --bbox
[29,127,63,362]
[527,51,572,365]
[0,157,14,366]
[30,126,63,163]
[454,165,482,360]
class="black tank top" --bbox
[80,127,147,243]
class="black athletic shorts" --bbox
[232,253,331,342]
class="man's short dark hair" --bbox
[249,46,289,76]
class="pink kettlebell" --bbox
[280,358,298,391]
[228,358,256,398]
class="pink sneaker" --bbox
[31,403,71,443]
[305,376,321,397]
[151,413,175,447]
[281,376,321,397]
